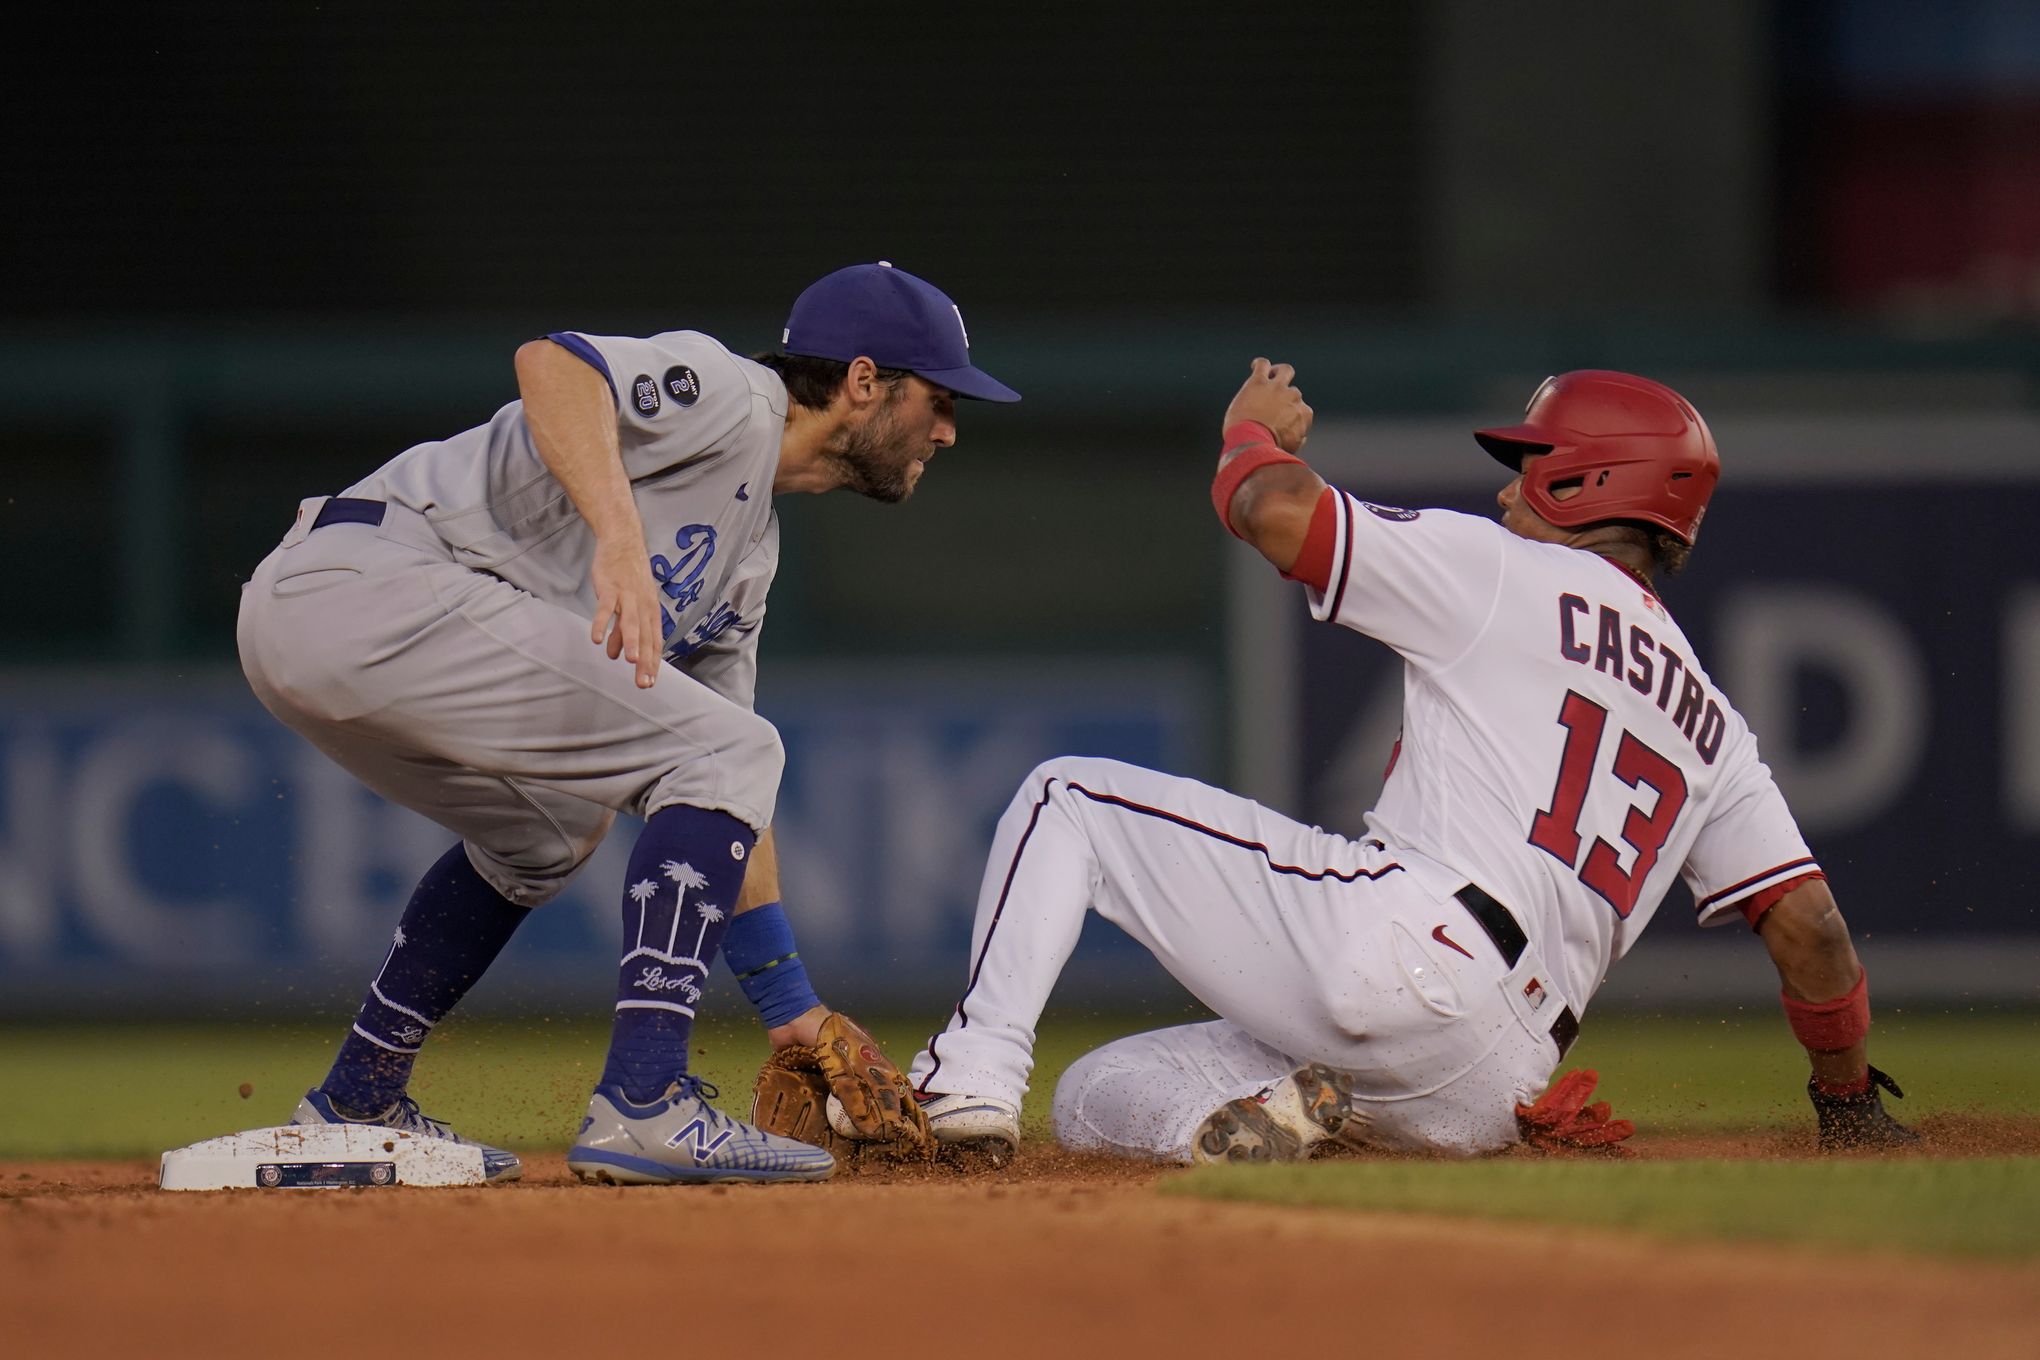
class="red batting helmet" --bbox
[1474,370,1720,545]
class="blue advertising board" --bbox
[0,662,1210,1014]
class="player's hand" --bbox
[1224,357,1314,454]
[765,1003,830,1052]
[1808,1066,1921,1151]
[590,534,664,689]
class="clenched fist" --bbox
[1224,357,1313,454]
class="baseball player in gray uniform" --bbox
[237,262,1018,1185]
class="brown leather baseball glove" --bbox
[750,1011,934,1157]
[751,1045,851,1157]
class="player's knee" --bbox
[1049,1045,1115,1148]
[1049,1036,1155,1126]
[1051,1038,1199,1164]
[466,812,614,908]
[719,709,785,807]
[645,709,783,830]
[746,713,786,786]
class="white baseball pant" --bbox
[908,756,1567,1157]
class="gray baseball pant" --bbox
[236,497,782,907]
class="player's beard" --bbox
[829,390,923,504]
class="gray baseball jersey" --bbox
[239,328,792,906]
[343,329,783,710]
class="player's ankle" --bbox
[324,1091,390,1122]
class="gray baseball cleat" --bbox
[1192,1064,1355,1165]
[568,1077,836,1185]
[292,1088,524,1182]
[918,1092,1021,1167]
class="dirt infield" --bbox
[5,1120,2038,1360]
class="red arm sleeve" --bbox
[1211,421,1305,539]
[1279,486,1339,591]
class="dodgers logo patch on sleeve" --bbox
[1363,502,1420,522]
[632,374,661,416]
[662,366,701,407]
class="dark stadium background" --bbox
[2,0,2034,1016]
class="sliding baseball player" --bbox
[907,362,1915,1163]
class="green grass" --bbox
[0,1012,1139,1159]
[1562,1009,2037,1128]
[1165,1158,2040,1259]
[2,1009,2034,1161]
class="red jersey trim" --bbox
[1281,486,1338,591]
[1736,871,1827,929]
[1694,857,1821,911]
[1327,492,1356,620]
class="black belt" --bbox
[311,497,386,530]
[1454,883,1580,1058]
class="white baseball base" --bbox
[158,1123,488,1191]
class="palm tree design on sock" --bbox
[662,860,709,896]
[658,861,715,1002]
[689,900,725,965]
[627,879,659,949]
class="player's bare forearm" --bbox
[1216,357,1323,570]
[515,339,640,539]
[513,339,663,686]
[1758,878,1868,1084]
[1759,879,1860,1000]
[733,828,828,1048]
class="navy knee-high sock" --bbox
[599,804,756,1103]
[322,843,531,1116]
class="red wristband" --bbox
[1223,420,1279,453]
[1782,968,1869,1052]
[1212,423,1304,539]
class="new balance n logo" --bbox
[666,1118,733,1159]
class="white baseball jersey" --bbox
[1309,493,1817,1012]
[344,330,783,709]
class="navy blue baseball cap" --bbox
[782,262,1020,403]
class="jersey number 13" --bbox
[1528,690,1688,918]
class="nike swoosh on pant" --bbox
[1431,924,1475,960]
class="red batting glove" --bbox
[1515,1068,1637,1156]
